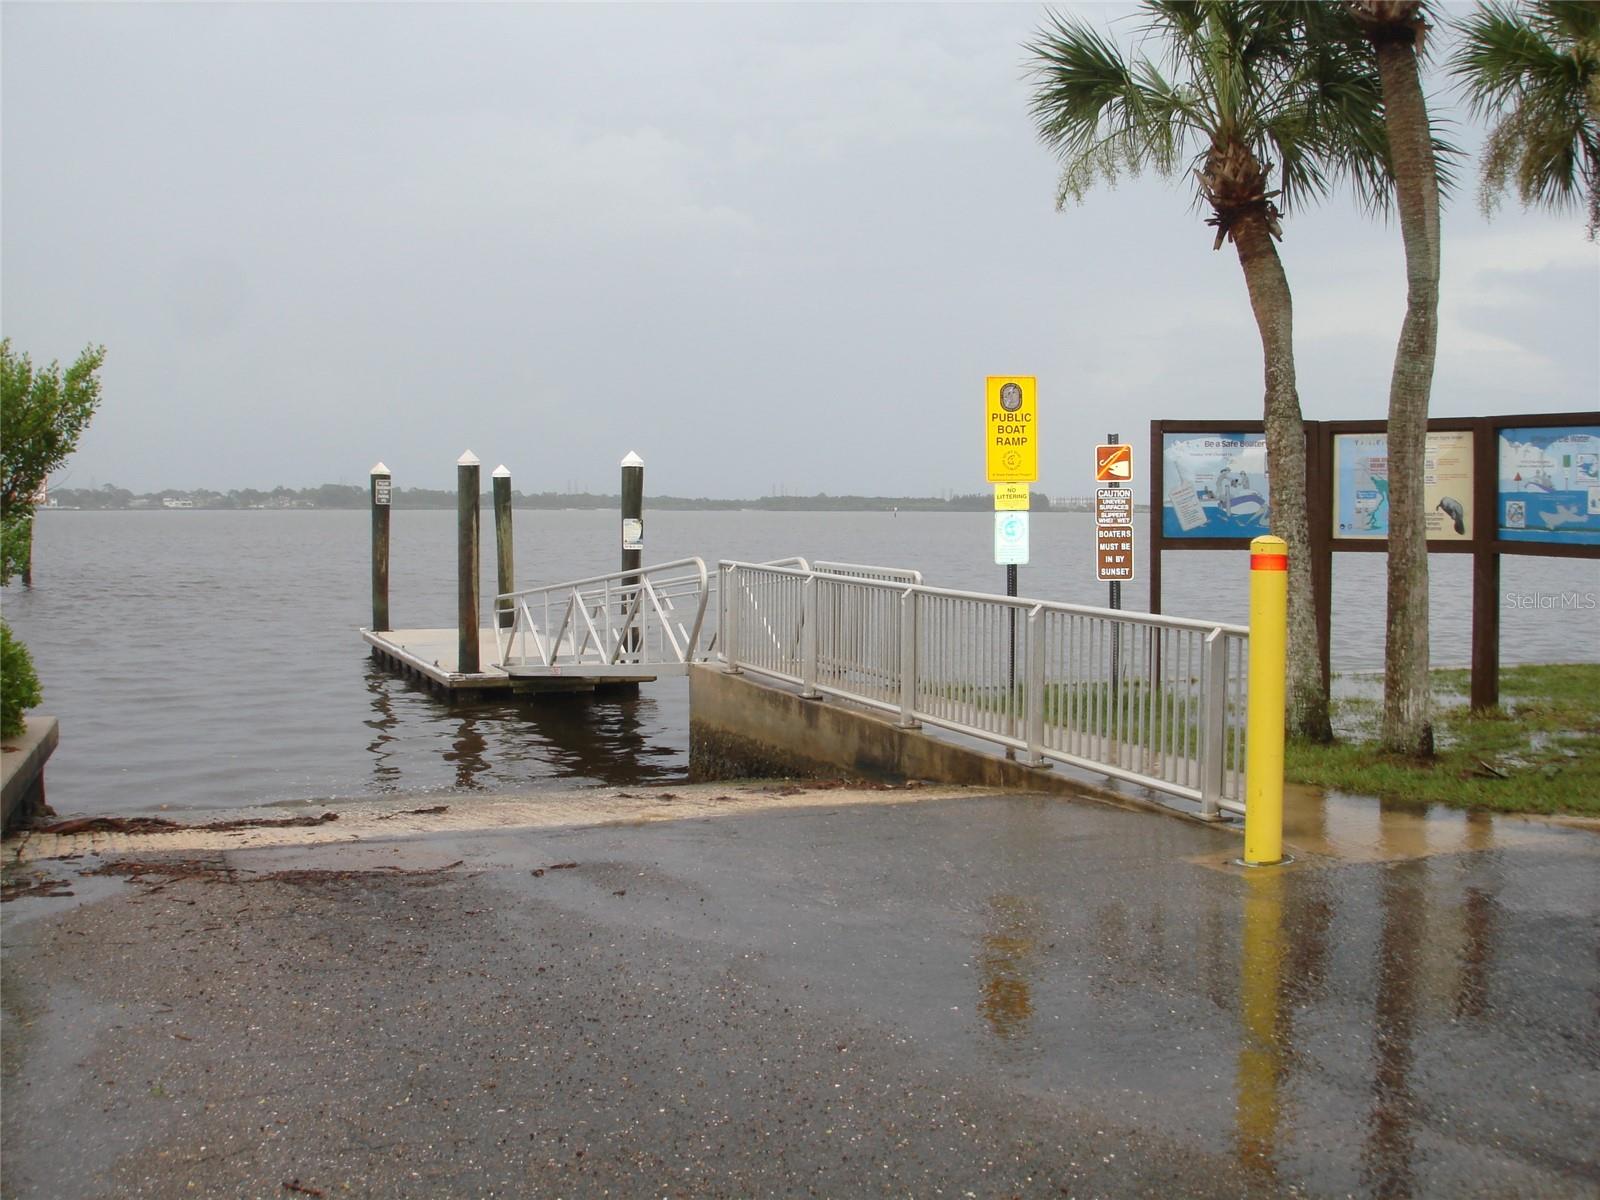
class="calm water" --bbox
[4,509,1596,816]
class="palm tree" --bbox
[1340,0,1444,758]
[1452,0,1600,238]
[1026,1,1389,742]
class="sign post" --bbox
[1096,435,1133,692]
[987,377,1037,719]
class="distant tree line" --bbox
[47,486,1080,512]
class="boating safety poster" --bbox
[1161,432,1270,539]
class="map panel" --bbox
[1332,429,1474,541]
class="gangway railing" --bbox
[494,558,711,677]
[717,560,1249,818]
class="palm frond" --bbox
[1449,0,1599,234]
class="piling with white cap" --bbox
[370,462,391,631]
[457,451,481,673]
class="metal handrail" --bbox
[494,557,711,675]
[716,560,1249,818]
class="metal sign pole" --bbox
[1108,433,1122,700]
[1007,562,1018,692]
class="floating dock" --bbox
[362,628,658,700]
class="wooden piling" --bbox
[493,464,515,630]
[457,451,481,674]
[370,462,391,631]
[621,451,644,576]
[621,451,644,654]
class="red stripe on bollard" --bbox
[1250,554,1288,572]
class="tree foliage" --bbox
[0,621,42,738]
[1,338,106,582]
[1027,1,1394,225]
[1026,1,1403,742]
[1451,0,1600,237]
[2,338,105,734]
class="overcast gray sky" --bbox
[4,2,1596,498]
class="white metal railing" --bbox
[494,558,711,677]
[717,561,1249,817]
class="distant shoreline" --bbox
[40,486,1149,514]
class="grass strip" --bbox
[1286,663,1600,816]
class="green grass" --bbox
[1287,663,1600,816]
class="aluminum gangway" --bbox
[493,557,714,679]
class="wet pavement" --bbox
[2,786,1597,1198]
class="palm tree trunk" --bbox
[1374,36,1439,758]
[1231,213,1331,743]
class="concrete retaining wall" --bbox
[689,665,1120,799]
[2,715,58,833]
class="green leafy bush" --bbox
[2,619,42,738]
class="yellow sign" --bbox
[985,376,1037,483]
[994,483,1030,511]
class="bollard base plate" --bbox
[1233,853,1295,869]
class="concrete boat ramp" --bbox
[4,781,1597,1199]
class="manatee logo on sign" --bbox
[986,377,1037,483]
[994,511,1030,565]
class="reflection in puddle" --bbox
[979,894,1041,1041]
[1282,781,1564,862]
[1235,867,1286,1181]
[1362,819,1425,1198]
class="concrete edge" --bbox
[1,715,59,834]
[686,666,1237,834]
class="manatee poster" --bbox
[1161,432,1269,539]
[1332,429,1474,541]
[1498,425,1600,545]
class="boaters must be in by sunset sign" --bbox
[986,377,1037,483]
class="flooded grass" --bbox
[1288,663,1600,816]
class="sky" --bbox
[3,2,1596,499]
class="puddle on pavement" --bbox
[978,894,1040,1041]
[1280,781,1579,862]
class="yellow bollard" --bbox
[1245,535,1287,865]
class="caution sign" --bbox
[1096,525,1135,581]
[1093,486,1132,526]
[993,483,1030,511]
[986,377,1037,483]
[1095,443,1133,483]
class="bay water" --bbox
[4,509,1595,816]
